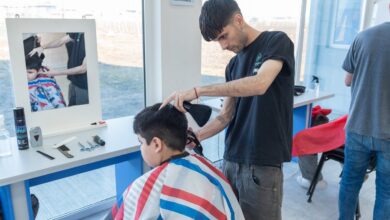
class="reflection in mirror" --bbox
[23,32,89,112]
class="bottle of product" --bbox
[311,75,320,96]
[314,81,320,97]
[13,107,29,150]
[0,114,12,157]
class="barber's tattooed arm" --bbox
[195,97,235,141]
[196,60,283,97]
[216,115,229,126]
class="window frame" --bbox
[329,0,365,49]
[294,0,309,83]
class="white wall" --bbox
[144,0,202,106]
[362,0,390,29]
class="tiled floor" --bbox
[282,160,375,220]
[31,154,376,220]
[30,166,116,220]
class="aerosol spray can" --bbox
[13,107,29,150]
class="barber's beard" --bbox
[230,42,245,53]
[232,31,248,53]
[228,47,240,53]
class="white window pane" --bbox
[201,0,302,81]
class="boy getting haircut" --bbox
[133,103,187,152]
[110,103,244,220]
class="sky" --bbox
[2,0,300,19]
[0,0,141,11]
[236,0,301,19]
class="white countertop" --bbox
[292,90,334,108]
[203,90,335,111]
[0,116,140,186]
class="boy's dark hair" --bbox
[199,0,241,41]
[26,53,45,71]
[133,103,188,151]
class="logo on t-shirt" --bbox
[252,52,263,75]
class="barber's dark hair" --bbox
[199,0,241,41]
[133,103,188,151]
[24,36,45,71]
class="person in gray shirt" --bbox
[339,4,390,219]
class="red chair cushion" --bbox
[311,105,332,118]
[292,115,348,156]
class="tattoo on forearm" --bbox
[216,115,228,125]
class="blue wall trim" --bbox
[29,151,142,187]
[115,151,143,202]
[0,185,15,220]
[293,104,311,136]
[24,181,34,220]
[292,104,312,162]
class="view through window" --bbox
[201,0,307,84]
[0,0,143,219]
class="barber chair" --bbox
[292,115,375,219]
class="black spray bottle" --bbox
[13,107,29,150]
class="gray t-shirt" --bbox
[342,22,390,139]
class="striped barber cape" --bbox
[112,154,244,220]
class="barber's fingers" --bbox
[29,47,44,57]
[162,92,185,112]
[160,92,176,109]
[28,48,39,57]
[175,93,186,112]
[161,91,189,112]
[28,50,36,57]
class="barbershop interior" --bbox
[1,0,389,219]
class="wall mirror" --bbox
[6,19,101,136]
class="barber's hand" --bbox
[185,128,200,150]
[40,69,58,77]
[160,88,198,112]
[186,140,197,149]
[28,47,44,57]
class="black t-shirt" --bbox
[66,33,88,89]
[224,31,294,166]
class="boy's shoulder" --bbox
[133,154,224,186]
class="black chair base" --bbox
[306,146,361,220]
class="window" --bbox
[330,0,363,48]
[0,1,144,219]
[302,0,363,115]
[201,0,310,84]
